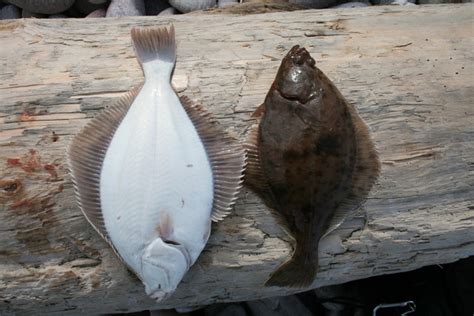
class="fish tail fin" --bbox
[131,25,176,78]
[265,255,317,288]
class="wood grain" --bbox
[0,4,473,314]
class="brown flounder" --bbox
[245,45,380,287]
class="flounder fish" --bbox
[245,45,380,287]
[67,25,245,301]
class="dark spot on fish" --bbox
[187,164,193,168]
[314,134,341,156]
[181,199,185,208]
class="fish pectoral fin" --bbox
[179,96,246,222]
[67,84,143,247]
[322,114,381,238]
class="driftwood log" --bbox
[0,4,473,315]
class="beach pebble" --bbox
[106,0,145,16]
[8,0,75,14]
[48,13,68,17]
[0,4,20,19]
[22,9,45,17]
[168,0,216,13]
[74,0,107,15]
[157,6,176,14]
[371,0,414,4]
[85,7,105,16]
[144,0,169,15]
[218,0,238,7]
[290,0,339,8]
[331,1,368,7]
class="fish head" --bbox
[141,237,191,302]
[273,45,321,104]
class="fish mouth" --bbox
[163,239,192,268]
[288,45,315,68]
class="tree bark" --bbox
[0,4,473,315]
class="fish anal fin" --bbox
[67,84,143,246]
[323,113,381,238]
[179,96,246,222]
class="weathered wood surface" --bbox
[0,4,473,315]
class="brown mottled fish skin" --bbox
[246,45,380,288]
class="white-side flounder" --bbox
[67,25,245,301]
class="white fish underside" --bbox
[100,69,213,278]
[67,25,245,301]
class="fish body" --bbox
[246,46,380,287]
[68,26,245,301]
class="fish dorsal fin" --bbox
[179,96,246,222]
[322,112,381,238]
[67,85,143,243]
[243,122,269,194]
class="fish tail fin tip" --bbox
[131,25,176,66]
[265,258,316,288]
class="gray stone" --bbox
[106,0,145,16]
[0,4,20,19]
[21,8,45,17]
[74,0,107,15]
[371,0,414,4]
[157,5,175,14]
[290,0,339,9]
[8,0,75,14]
[85,7,104,16]
[48,12,67,16]
[218,0,238,7]
[168,0,216,13]
[144,0,169,15]
[332,1,368,7]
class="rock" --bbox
[331,1,368,7]
[204,304,248,316]
[144,0,169,15]
[157,5,175,14]
[74,0,107,15]
[106,0,145,16]
[8,0,75,14]
[371,0,414,4]
[0,4,20,19]
[48,13,68,17]
[85,7,105,16]
[168,0,216,13]
[290,0,338,8]
[21,9,45,17]
[218,0,238,7]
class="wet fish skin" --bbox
[246,45,380,287]
[67,26,245,302]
